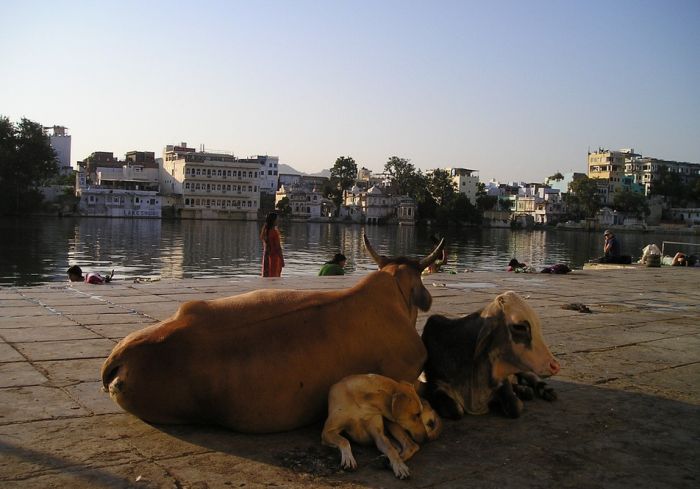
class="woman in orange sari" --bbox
[260,212,284,277]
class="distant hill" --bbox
[309,168,331,178]
[278,163,302,175]
[278,164,331,179]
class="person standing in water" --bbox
[260,212,284,277]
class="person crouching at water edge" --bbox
[260,212,284,277]
[319,253,347,276]
[67,265,114,284]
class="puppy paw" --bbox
[390,459,411,479]
[339,451,357,471]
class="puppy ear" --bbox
[391,391,412,418]
[391,385,421,418]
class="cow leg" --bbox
[366,418,411,479]
[511,373,534,401]
[426,384,464,420]
[495,381,523,418]
[385,420,420,462]
[517,372,557,401]
[321,424,357,471]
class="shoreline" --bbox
[1,270,698,487]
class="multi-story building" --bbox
[45,125,72,175]
[357,168,392,189]
[75,150,161,218]
[587,148,698,202]
[340,184,415,224]
[447,168,479,204]
[278,172,302,190]
[275,185,335,220]
[624,155,700,195]
[126,151,157,167]
[160,143,261,220]
[78,151,121,184]
[587,148,637,204]
[241,155,279,194]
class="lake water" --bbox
[1,217,698,286]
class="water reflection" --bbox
[0,217,698,286]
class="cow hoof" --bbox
[501,397,523,418]
[513,383,534,401]
[535,382,557,401]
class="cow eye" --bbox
[510,321,530,334]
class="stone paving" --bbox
[0,267,699,488]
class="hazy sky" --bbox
[2,0,699,182]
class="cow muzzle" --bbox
[548,358,561,376]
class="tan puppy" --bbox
[322,373,442,479]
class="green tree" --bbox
[475,183,497,211]
[425,168,456,206]
[613,190,649,218]
[0,117,58,215]
[275,196,291,217]
[384,156,424,197]
[650,165,687,207]
[449,193,481,224]
[328,156,357,209]
[547,172,564,182]
[689,177,700,205]
[330,156,357,192]
[566,176,601,219]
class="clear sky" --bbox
[1,0,699,183]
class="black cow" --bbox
[421,291,560,419]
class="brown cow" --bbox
[101,235,444,433]
[421,291,560,419]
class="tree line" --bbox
[0,116,59,215]
[283,155,496,225]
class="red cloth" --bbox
[262,228,284,277]
[85,272,107,284]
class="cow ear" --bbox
[473,318,494,359]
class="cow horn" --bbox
[419,238,445,270]
[363,235,388,268]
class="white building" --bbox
[669,207,700,225]
[514,187,565,225]
[447,168,479,204]
[75,170,161,218]
[74,149,161,218]
[275,185,335,220]
[45,125,72,175]
[254,155,279,194]
[340,184,415,224]
[160,143,260,220]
